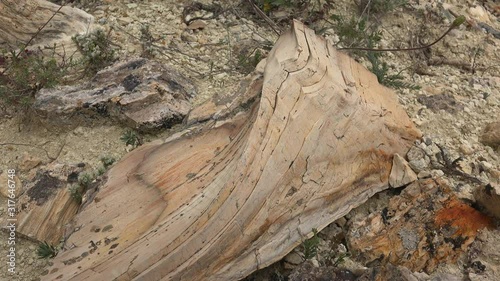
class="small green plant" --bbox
[237,49,263,74]
[330,12,419,90]
[330,15,381,50]
[37,241,58,259]
[96,166,106,176]
[78,172,94,188]
[0,49,67,105]
[100,156,116,169]
[139,24,157,58]
[258,0,293,13]
[367,52,420,90]
[302,228,320,260]
[72,29,116,74]
[332,252,350,266]
[121,130,142,147]
[68,184,83,204]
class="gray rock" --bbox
[481,121,500,150]
[467,229,500,281]
[406,146,430,173]
[474,183,500,219]
[34,58,196,132]
[284,251,303,265]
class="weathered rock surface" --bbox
[0,163,84,244]
[347,178,494,273]
[467,229,500,281]
[41,21,420,281]
[0,0,94,50]
[34,58,196,131]
[357,263,462,281]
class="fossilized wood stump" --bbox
[42,21,420,281]
[0,0,93,50]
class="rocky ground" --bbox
[1,0,499,280]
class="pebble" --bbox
[284,252,303,265]
[118,17,133,25]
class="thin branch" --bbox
[246,0,281,36]
[1,4,65,75]
[338,15,466,52]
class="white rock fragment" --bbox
[389,154,418,188]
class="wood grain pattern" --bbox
[0,0,93,50]
[42,20,420,281]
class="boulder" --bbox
[0,0,94,51]
[34,58,196,131]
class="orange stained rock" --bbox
[435,198,494,238]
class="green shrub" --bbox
[367,52,420,90]
[72,29,116,74]
[37,241,58,259]
[78,172,93,188]
[302,228,320,260]
[331,15,381,49]
[68,184,83,204]
[100,156,116,168]
[0,49,66,105]
[331,11,419,90]
[121,130,142,147]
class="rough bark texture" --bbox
[42,21,420,281]
[0,0,94,50]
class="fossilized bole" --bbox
[42,20,420,281]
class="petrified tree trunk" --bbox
[42,20,420,281]
[0,0,93,50]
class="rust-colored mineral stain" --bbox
[435,198,493,237]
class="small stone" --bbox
[459,143,474,155]
[417,171,432,179]
[480,161,493,171]
[389,154,418,188]
[321,223,343,241]
[336,217,347,227]
[474,183,500,219]
[468,5,490,23]
[186,20,206,30]
[19,153,42,171]
[430,169,444,178]
[284,251,303,265]
[406,146,430,173]
[126,3,138,9]
[118,17,133,25]
[481,122,500,150]
[180,31,197,42]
